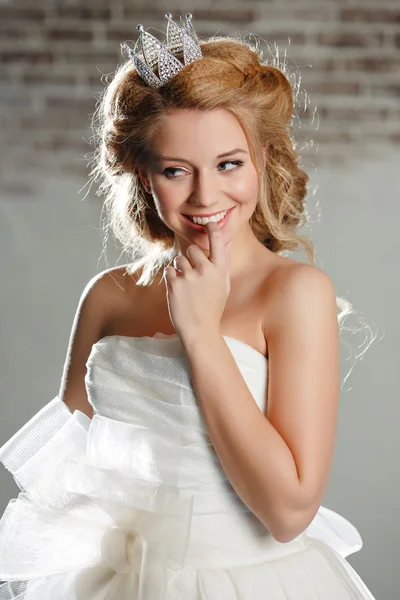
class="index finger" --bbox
[206,221,227,267]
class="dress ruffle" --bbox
[0,397,375,599]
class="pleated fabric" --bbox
[0,333,375,599]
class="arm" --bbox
[59,271,114,418]
[181,266,340,543]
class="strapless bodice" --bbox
[85,332,268,423]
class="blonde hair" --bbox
[87,32,378,389]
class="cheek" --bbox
[152,186,178,216]
[232,169,259,201]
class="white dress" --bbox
[0,332,376,599]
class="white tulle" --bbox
[0,333,375,599]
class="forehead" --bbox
[152,108,249,154]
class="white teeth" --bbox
[188,210,228,225]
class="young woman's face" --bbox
[142,108,262,261]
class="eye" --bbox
[217,160,244,171]
[162,160,244,179]
[162,167,186,178]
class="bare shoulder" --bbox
[88,262,144,314]
[72,264,134,330]
[267,258,335,296]
[262,256,337,336]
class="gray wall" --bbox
[1,2,399,598]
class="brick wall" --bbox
[0,0,399,195]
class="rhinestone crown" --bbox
[121,13,203,88]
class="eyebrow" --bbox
[157,148,248,163]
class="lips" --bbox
[184,209,231,219]
[182,207,234,232]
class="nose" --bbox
[190,169,221,209]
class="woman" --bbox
[0,13,376,599]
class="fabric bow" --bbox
[0,484,193,600]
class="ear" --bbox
[137,166,151,191]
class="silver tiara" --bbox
[121,13,203,88]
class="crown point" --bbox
[128,13,202,88]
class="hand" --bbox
[163,222,231,342]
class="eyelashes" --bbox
[162,160,244,178]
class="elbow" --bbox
[272,527,304,544]
[255,482,323,544]
[271,483,325,543]
[269,506,319,544]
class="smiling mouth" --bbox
[184,207,233,223]
[182,207,234,231]
[184,209,232,219]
